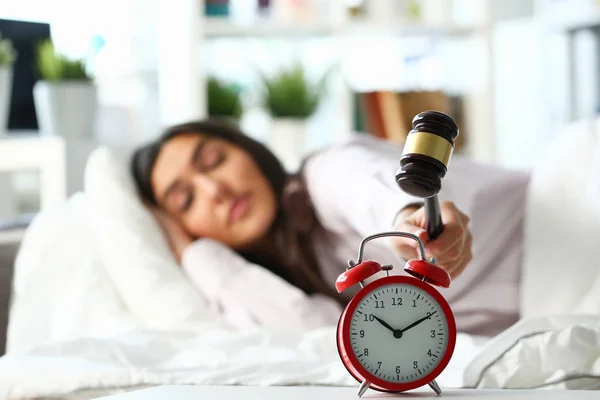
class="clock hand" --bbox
[401,311,437,333]
[373,315,395,333]
[373,316,404,339]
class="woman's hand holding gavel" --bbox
[391,201,472,280]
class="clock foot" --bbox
[357,380,371,397]
[428,380,442,395]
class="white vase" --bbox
[0,65,13,135]
[33,80,98,139]
[269,117,308,172]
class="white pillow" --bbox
[83,146,214,330]
[7,193,136,354]
[521,118,600,317]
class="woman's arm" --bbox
[302,136,472,277]
[181,238,342,330]
[302,136,427,235]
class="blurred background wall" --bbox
[0,0,599,222]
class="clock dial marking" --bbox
[348,283,449,383]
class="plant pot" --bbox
[0,65,12,135]
[33,80,97,139]
[269,117,308,172]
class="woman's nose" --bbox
[196,174,230,202]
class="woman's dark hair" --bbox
[132,119,287,208]
[131,118,339,302]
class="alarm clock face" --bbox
[348,282,450,384]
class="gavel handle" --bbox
[424,195,444,240]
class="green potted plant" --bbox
[0,33,17,134]
[207,76,243,121]
[33,39,97,139]
[261,63,326,171]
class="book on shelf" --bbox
[353,90,466,152]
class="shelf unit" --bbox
[538,1,600,122]
[203,16,482,38]
[154,0,498,163]
[0,134,66,218]
[484,0,600,168]
[204,17,336,37]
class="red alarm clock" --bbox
[335,232,456,397]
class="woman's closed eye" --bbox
[197,142,225,170]
[170,188,194,214]
[181,191,194,213]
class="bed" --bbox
[0,118,599,399]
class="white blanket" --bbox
[0,327,483,399]
[2,118,600,398]
[463,315,600,390]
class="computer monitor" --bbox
[0,18,51,131]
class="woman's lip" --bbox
[229,194,250,223]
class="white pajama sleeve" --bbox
[302,137,423,236]
[181,239,342,330]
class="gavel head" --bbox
[395,111,459,198]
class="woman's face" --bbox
[151,133,278,251]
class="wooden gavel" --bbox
[395,111,459,240]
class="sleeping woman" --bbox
[131,118,530,336]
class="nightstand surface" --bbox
[95,385,599,400]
